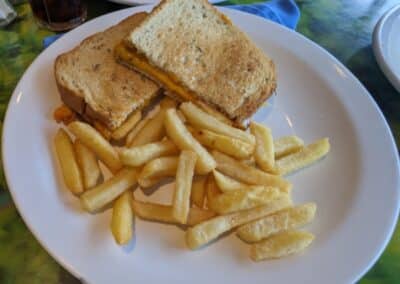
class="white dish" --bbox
[373,4,400,92]
[108,0,224,5]
[3,5,400,284]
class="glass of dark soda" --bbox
[28,0,87,31]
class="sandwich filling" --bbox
[114,42,236,126]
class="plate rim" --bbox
[373,4,400,92]
[3,5,400,283]
[107,0,225,5]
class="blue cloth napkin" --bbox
[227,0,299,30]
[43,0,300,48]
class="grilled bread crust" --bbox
[54,12,160,130]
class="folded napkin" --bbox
[226,0,299,30]
[43,0,300,48]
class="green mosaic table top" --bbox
[0,0,399,283]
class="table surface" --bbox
[1,0,399,283]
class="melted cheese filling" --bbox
[114,42,236,126]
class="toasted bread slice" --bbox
[116,0,276,124]
[55,12,161,130]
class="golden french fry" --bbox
[237,203,317,243]
[74,140,102,190]
[68,121,122,173]
[132,200,215,226]
[93,121,112,141]
[80,168,138,213]
[165,108,216,174]
[173,151,197,224]
[241,157,256,167]
[187,207,216,226]
[180,102,255,145]
[186,196,291,250]
[206,174,221,207]
[191,176,207,208]
[196,100,235,126]
[54,128,84,195]
[250,122,275,173]
[111,190,134,245]
[159,96,178,109]
[212,151,291,193]
[138,156,178,188]
[250,231,314,261]
[274,136,304,159]
[111,111,142,141]
[120,140,179,167]
[190,128,254,159]
[129,108,166,147]
[276,138,330,176]
[208,186,283,214]
[213,170,251,192]
[126,105,160,146]
[132,200,172,223]
[53,105,76,125]
[176,110,187,123]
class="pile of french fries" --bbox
[54,98,330,261]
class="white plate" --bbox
[3,5,400,284]
[108,0,224,5]
[373,4,400,92]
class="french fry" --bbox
[126,105,160,145]
[187,206,217,226]
[180,102,255,144]
[165,108,216,174]
[93,121,112,141]
[129,108,166,147]
[212,151,291,193]
[213,170,251,192]
[132,200,216,226]
[54,128,84,195]
[138,156,178,188]
[191,176,207,208]
[119,140,179,167]
[206,174,221,207]
[74,140,102,190]
[130,99,177,147]
[208,186,283,214]
[241,157,256,167]
[68,121,122,173]
[196,100,235,126]
[190,128,254,159]
[111,190,134,245]
[53,105,76,125]
[159,96,178,109]
[173,151,197,224]
[111,111,141,141]
[250,122,275,173]
[176,110,187,123]
[250,231,314,261]
[276,138,330,176]
[237,203,317,242]
[274,135,304,159]
[186,196,291,250]
[80,168,138,213]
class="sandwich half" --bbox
[114,0,276,126]
[55,12,161,131]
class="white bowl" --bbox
[373,4,400,93]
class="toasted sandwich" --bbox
[54,12,161,131]
[114,0,276,126]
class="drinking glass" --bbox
[28,0,87,31]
